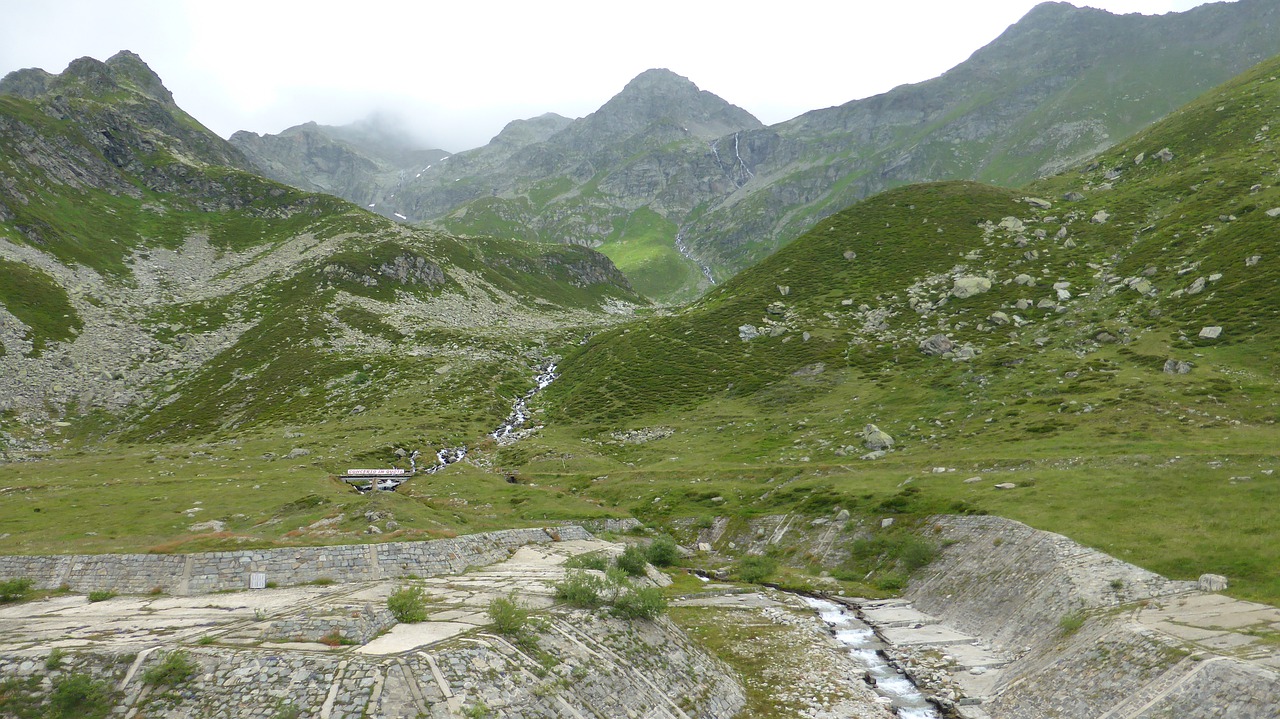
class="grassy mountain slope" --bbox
[0,53,643,452]
[522,52,1280,602]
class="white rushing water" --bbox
[802,597,941,719]
[354,362,559,491]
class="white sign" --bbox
[344,468,408,476]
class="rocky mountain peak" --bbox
[104,50,174,104]
[0,50,175,105]
[587,68,762,140]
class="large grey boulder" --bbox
[863,424,894,451]
[1199,573,1228,592]
[738,324,759,341]
[919,334,955,356]
[1163,359,1192,374]
[1199,326,1223,339]
[951,276,992,298]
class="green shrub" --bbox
[488,594,529,636]
[610,587,667,620]
[737,555,777,583]
[45,647,66,670]
[554,570,605,608]
[47,673,113,719]
[0,578,33,603]
[142,650,197,687]
[87,590,115,603]
[645,537,681,567]
[564,552,610,571]
[272,700,303,719]
[1059,611,1086,636]
[387,585,427,623]
[616,545,649,577]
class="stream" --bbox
[355,361,558,491]
[674,230,716,285]
[802,597,941,719]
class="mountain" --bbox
[0,52,643,454]
[233,0,1280,303]
[229,115,451,210]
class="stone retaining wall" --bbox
[0,610,744,719]
[0,525,592,595]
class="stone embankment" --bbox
[0,534,745,718]
[858,515,1280,718]
[0,526,592,595]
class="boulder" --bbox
[777,285,790,296]
[989,311,1011,326]
[998,217,1025,232]
[1014,273,1035,286]
[738,324,759,341]
[880,518,895,529]
[1186,277,1206,295]
[1023,197,1052,210]
[861,450,887,461]
[1267,208,1280,218]
[1155,147,1174,162]
[1091,210,1110,224]
[1199,573,1228,592]
[963,477,983,484]
[766,301,786,316]
[951,276,992,298]
[1163,359,1193,375]
[843,250,857,260]
[1199,326,1223,340]
[863,424,894,451]
[1062,192,1086,202]
[1134,152,1145,165]
[994,483,1018,490]
[919,334,954,356]
[1246,255,1261,267]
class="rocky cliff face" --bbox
[230,0,1280,301]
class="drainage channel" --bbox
[802,596,941,719]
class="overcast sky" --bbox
[0,0,1223,152]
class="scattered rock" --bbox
[951,276,992,299]
[1014,274,1035,286]
[919,334,955,356]
[1134,152,1145,165]
[861,450,887,461]
[1163,359,1193,375]
[1199,326,1223,340]
[1186,277,1206,295]
[189,520,226,532]
[1023,197,1052,210]
[843,250,857,260]
[1246,255,1261,267]
[777,285,790,296]
[880,518,895,529]
[989,311,1011,326]
[738,324,759,342]
[766,301,786,316]
[697,542,712,552]
[1199,573,1228,592]
[863,424,895,451]
[994,483,1018,490]
[963,477,983,484]
[1062,192,1086,202]
[285,448,310,459]
[1265,208,1280,218]
[1155,147,1174,162]
[1091,210,1110,224]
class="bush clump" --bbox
[554,570,605,608]
[488,593,529,636]
[387,585,428,623]
[563,552,610,571]
[611,586,667,620]
[87,590,116,603]
[644,537,681,567]
[142,650,197,687]
[0,578,33,603]
[737,555,777,583]
[47,673,114,719]
[615,545,649,577]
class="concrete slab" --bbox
[1148,620,1227,642]
[356,621,474,655]
[942,643,1011,670]
[880,624,976,647]
[1198,632,1262,652]
[672,593,781,609]
[860,605,939,628]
